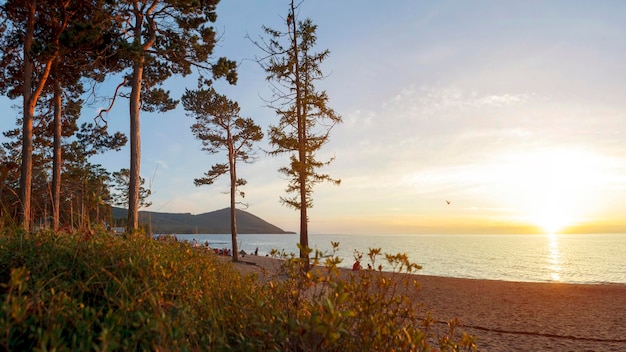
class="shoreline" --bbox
[180,233,626,285]
[219,254,626,351]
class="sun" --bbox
[495,147,607,234]
[530,202,570,234]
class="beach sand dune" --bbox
[221,255,626,351]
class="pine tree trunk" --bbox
[230,140,239,262]
[52,66,62,231]
[290,0,310,271]
[20,1,36,232]
[127,60,142,234]
[20,96,34,232]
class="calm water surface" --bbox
[174,233,626,285]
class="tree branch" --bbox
[94,77,127,127]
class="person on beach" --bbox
[254,247,259,256]
[352,249,363,271]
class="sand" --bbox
[219,255,626,352]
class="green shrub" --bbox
[0,230,476,351]
[264,244,477,352]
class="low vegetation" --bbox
[0,229,476,351]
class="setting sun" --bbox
[533,203,569,234]
[497,148,609,234]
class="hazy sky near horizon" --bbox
[3,1,626,234]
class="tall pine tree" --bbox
[257,0,341,270]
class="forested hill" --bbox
[112,207,294,234]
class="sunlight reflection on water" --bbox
[547,233,561,281]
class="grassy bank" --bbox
[0,229,476,351]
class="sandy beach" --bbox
[220,254,626,352]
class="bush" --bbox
[264,244,477,351]
[0,230,476,351]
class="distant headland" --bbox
[112,207,295,235]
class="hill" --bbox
[112,207,293,234]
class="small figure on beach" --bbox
[352,249,363,271]
[254,247,259,256]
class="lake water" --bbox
[174,233,626,285]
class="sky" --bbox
[3,1,626,235]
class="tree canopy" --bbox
[110,0,238,233]
[0,0,238,233]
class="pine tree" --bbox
[182,87,263,262]
[256,0,341,270]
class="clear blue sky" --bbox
[2,1,626,234]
